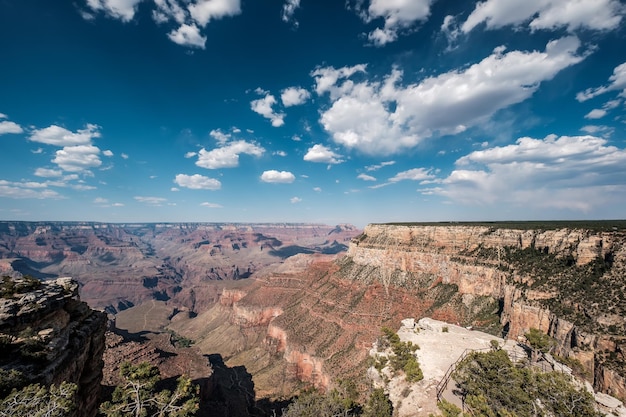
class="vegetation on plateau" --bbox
[100,361,198,417]
[1,275,41,298]
[0,382,77,417]
[280,383,393,417]
[372,327,423,383]
[446,350,601,417]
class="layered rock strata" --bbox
[346,223,626,400]
[0,277,107,417]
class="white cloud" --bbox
[93,197,108,204]
[428,134,626,211]
[103,149,114,156]
[0,120,23,135]
[577,62,626,101]
[251,93,285,127]
[174,173,221,190]
[53,145,102,172]
[274,150,287,157]
[185,151,197,158]
[260,170,296,183]
[389,168,435,182]
[290,196,302,203]
[196,140,265,169]
[585,109,607,119]
[354,0,435,46]
[313,187,322,192]
[188,0,241,26]
[29,124,100,146]
[153,0,187,24]
[0,180,62,199]
[303,144,344,164]
[365,161,395,171]
[121,153,129,159]
[316,37,585,155]
[580,125,612,135]
[210,128,231,144]
[311,64,367,97]
[200,202,223,208]
[357,173,377,181]
[34,168,63,178]
[461,0,624,33]
[134,196,167,205]
[282,0,300,25]
[281,87,310,107]
[85,0,143,22]
[168,23,207,48]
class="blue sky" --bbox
[1,0,626,227]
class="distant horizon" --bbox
[2,218,626,231]
[1,1,625,226]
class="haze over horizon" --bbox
[1,0,626,227]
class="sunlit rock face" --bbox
[346,223,626,400]
[0,277,107,417]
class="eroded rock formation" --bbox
[346,223,626,400]
[171,222,626,403]
[0,276,107,417]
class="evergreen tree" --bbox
[100,362,198,417]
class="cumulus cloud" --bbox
[282,0,300,26]
[168,23,206,48]
[251,92,285,127]
[260,170,296,183]
[0,180,63,199]
[311,64,367,97]
[357,173,377,181]
[389,168,435,182]
[0,118,23,135]
[53,145,102,172]
[103,150,114,157]
[188,0,241,26]
[366,161,395,171]
[153,0,187,24]
[461,0,624,33]
[185,151,197,158]
[85,0,143,22]
[210,128,231,144]
[290,196,302,203]
[303,144,344,164]
[315,37,585,155]
[84,0,242,48]
[200,202,223,208]
[428,134,626,212]
[196,140,265,169]
[34,168,63,178]
[134,196,167,205]
[577,62,626,102]
[353,0,435,46]
[174,173,221,190]
[281,87,310,107]
[30,124,100,146]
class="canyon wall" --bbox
[346,223,626,400]
[0,276,107,417]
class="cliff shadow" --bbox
[203,353,257,417]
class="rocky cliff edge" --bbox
[0,276,107,417]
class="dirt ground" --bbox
[369,317,528,416]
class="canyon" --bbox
[1,220,625,416]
